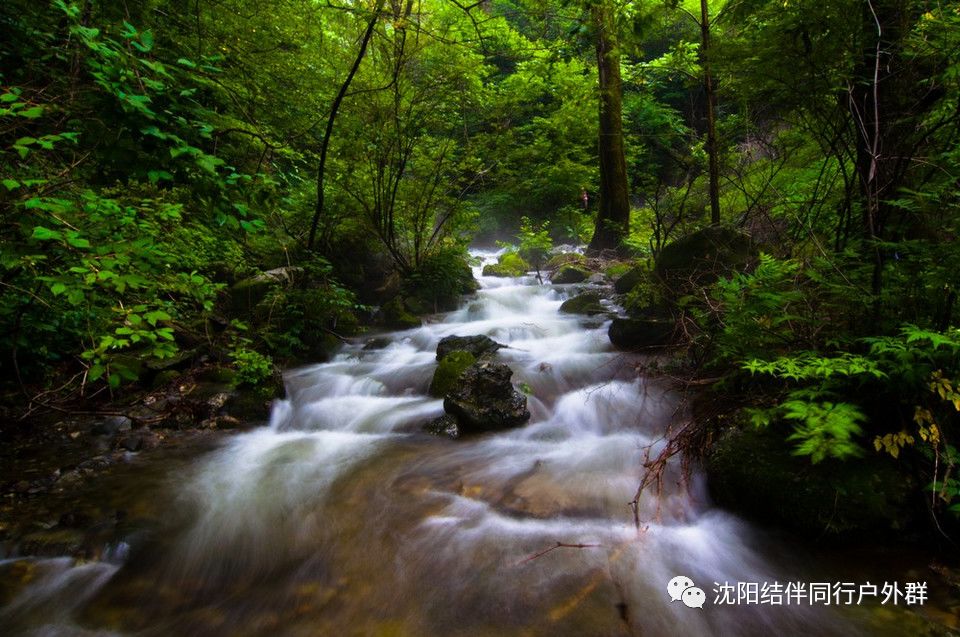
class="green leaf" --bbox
[66,233,91,249]
[147,170,173,183]
[50,282,67,296]
[2,179,20,191]
[18,107,44,119]
[144,310,171,326]
[31,226,63,241]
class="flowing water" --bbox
[0,250,931,636]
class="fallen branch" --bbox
[515,541,601,566]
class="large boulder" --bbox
[436,334,505,361]
[705,419,920,539]
[443,362,530,434]
[559,292,606,315]
[613,265,646,294]
[482,252,529,277]
[551,264,591,284]
[608,317,675,350]
[377,297,421,329]
[655,226,753,288]
[230,266,302,313]
[545,252,587,271]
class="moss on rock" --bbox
[545,252,587,270]
[482,252,530,277]
[379,297,421,329]
[551,265,591,284]
[429,351,477,397]
[559,292,605,315]
[613,265,648,294]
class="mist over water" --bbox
[0,249,870,636]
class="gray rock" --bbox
[230,266,302,313]
[363,336,393,350]
[424,414,460,438]
[436,335,505,361]
[443,361,530,434]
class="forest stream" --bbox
[0,250,951,636]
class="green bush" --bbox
[230,346,274,386]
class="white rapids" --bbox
[0,249,873,636]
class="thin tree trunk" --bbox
[587,1,630,254]
[307,0,385,252]
[700,0,721,225]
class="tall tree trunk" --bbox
[307,0,385,252]
[700,0,721,225]
[587,1,630,254]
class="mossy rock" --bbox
[403,295,434,316]
[608,317,675,349]
[605,262,634,281]
[613,265,648,294]
[429,351,477,397]
[559,292,605,315]
[482,252,530,277]
[436,335,504,361]
[152,369,180,389]
[551,265,591,284]
[705,419,920,539]
[379,297,421,329]
[229,266,301,313]
[545,252,587,270]
[194,366,238,386]
[654,226,754,288]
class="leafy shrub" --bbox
[230,346,274,386]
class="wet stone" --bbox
[442,361,531,434]
[435,334,505,361]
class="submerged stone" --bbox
[424,414,460,439]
